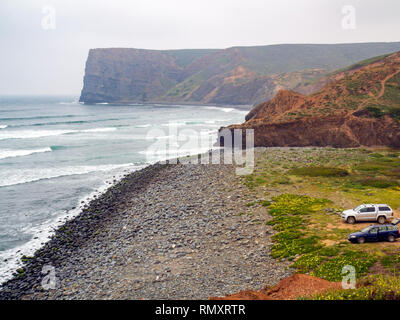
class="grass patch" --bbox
[304,275,400,300]
[264,193,380,280]
[311,251,376,281]
[380,253,400,270]
[290,166,349,177]
[242,147,400,295]
[356,178,399,189]
[259,200,271,207]
[364,105,400,120]
[267,194,330,259]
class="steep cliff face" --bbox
[229,114,400,148]
[79,42,400,105]
[223,51,400,148]
[79,49,183,103]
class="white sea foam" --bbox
[81,127,117,133]
[0,129,74,140]
[204,106,235,112]
[0,163,135,188]
[161,121,186,127]
[204,106,248,115]
[0,163,146,284]
[0,127,117,140]
[139,147,213,157]
[0,125,7,129]
[58,99,80,105]
[0,148,52,160]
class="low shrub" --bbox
[363,106,400,120]
[267,194,330,259]
[369,153,384,158]
[271,235,321,259]
[266,215,305,231]
[319,246,341,257]
[259,200,271,207]
[357,178,399,189]
[381,253,400,269]
[290,166,349,177]
[344,176,399,189]
[311,251,376,281]
[365,106,385,118]
[292,252,325,273]
[306,275,400,300]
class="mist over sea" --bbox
[0,96,247,283]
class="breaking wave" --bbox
[0,127,117,140]
[0,148,52,160]
[0,163,135,188]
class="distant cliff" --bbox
[80,42,400,105]
[224,51,400,148]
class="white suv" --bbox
[341,204,393,224]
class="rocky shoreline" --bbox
[0,156,292,300]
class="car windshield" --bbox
[354,205,364,212]
[361,226,372,233]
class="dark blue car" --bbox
[348,219,400,244]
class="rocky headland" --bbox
[223,51,400,148]
[0,156,292,300]
[79,43,400,105]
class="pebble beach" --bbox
[0,152,292,300]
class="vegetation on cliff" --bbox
[228,51,400,148]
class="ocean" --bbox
[0,95,248,284]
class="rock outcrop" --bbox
[223,51,400,148]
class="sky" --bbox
[0,0,399,95]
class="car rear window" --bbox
[379,207,391,211]
[388,226,398,231]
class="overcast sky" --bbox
[1,0,399,95]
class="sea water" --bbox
[0,95,248,283]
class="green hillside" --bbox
[80,42,400,105]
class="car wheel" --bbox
[357,237,365,244]
[378,216,386,224]
[388,235,395,242]
[347,217,356,224]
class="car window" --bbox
[359,208,369,213]
[379,207,391,211]
[367,207,376,212]
[378,226,387,232]
[369,228,378,234]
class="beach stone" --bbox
[0,153,292,300]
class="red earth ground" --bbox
[210,274,342,300]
